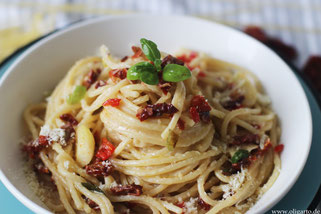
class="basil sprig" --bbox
[127,38,191,85]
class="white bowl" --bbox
[0,15,312,214]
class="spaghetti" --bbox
[23,40,282,214]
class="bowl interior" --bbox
[0,15,312,213]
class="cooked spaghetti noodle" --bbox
[23,43,282,214]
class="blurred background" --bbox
[1,0,321,67]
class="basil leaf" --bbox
[81,182,105,195]
[67,85,86,104]
[231,149,249,164]
[140,38,161,62]
[140,71,159,85]
[154,59,162,72]
[162,64,191,82]
[127,61,158,85]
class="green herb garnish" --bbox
[81,182,105,195]
[140,38,161,62]
[163,64,191,82]
[67,85,86,104]
[231,149,249,164]
[126,38,191,85]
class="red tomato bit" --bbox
[198,71,206,78]
[120,56,128,62]
[110,184,143,196]
[274,144,284,154]
[231,134,259,145]
[136,103,178,121]
[95,80,107,89]
[222,95,245,111]
[83,69,101,89]
[109,68,128,82]
[23,135,50,159]
[198,197,211,211]
[177,118,185,130]
[131,46,143,59]
[60,113,78,126]
[85,160,113,177]
[95,138,115,161]
[189,95,211,123]
[161,55,184,68]
[103,98,121,107]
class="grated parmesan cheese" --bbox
[222,168,247,199]
[40,125,66,146]
[184,197,198,214]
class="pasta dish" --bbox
[23,38,283,214]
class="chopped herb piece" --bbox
[67,86,86,105]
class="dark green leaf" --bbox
[231,149,249,164]
[162,64,191,82]
[140,38,161,62]
[127,61,158,85]
[140,71,159,85]
[127,61,156,81]
[67,85,86,104]
[81,182,105,195]
[154,59,162,72]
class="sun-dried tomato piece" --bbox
[110,184,143,196]
[177,51,198,64]
[244,26,297,61]
[23,136,50,159]
[198,71,206,78]
[95,80,107,89]
[95,138,115,161]
[121,56,128,62]
[60,114,78,126]
[61,124,75,143]
[136,103,179,121]
[102,98,121,107]
[38,135,48,146]
[189,106,200,123]
[191,95,211,112]
[109,68,128,82]
[231,134,259,145]
[81,195,100,210]
[158,81,172,95]
[198,197,211,211]
[161,55,184,68]
[222,95,245,110]
[131,46,143,59]
[302,55,321,92]
[274,144,284,154]
[189,95,211,123]
[83,69,101,89]
[85,160,113,177]
[177,118,185,130]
